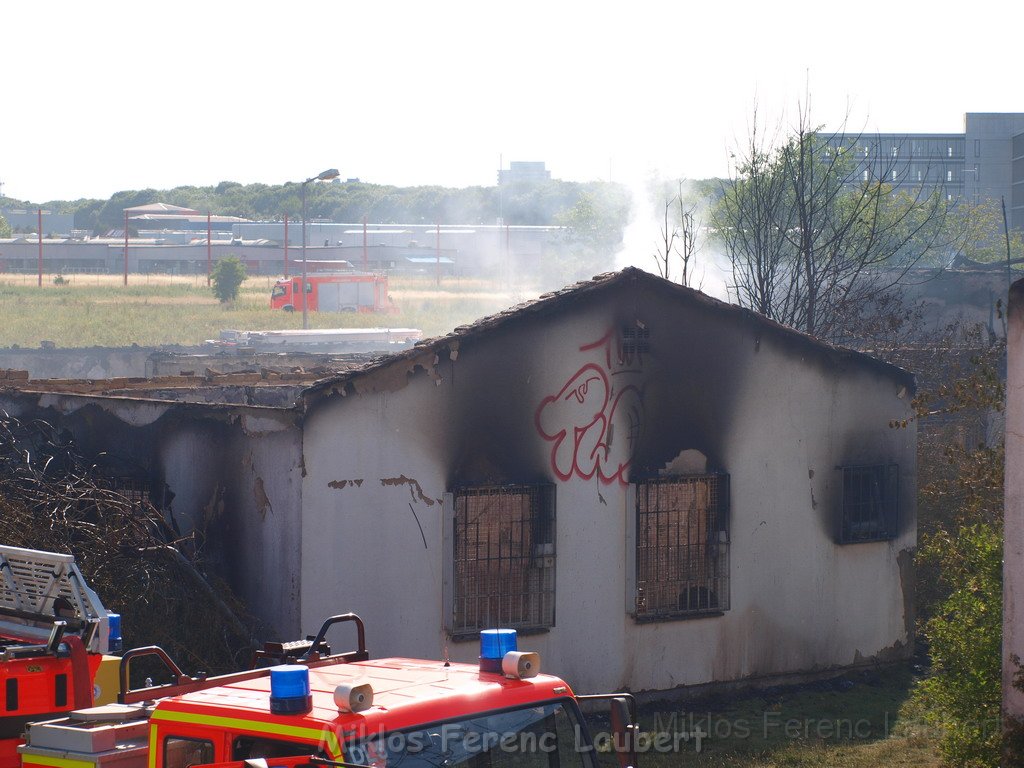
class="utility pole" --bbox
[36,208,42,286]
[206,212,212,287]
[300,168,340,330]
[123,210,129,286]
[1004,197,1013,291]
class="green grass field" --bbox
[583,665,941,767]
[0,273,533,348]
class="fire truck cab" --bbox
[0,545,122,768]
[270,274,390,314]
[19,615,637,768]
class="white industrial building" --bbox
[0,268,917,694]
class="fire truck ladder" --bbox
[0,544,113,654]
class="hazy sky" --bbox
[3,0,1020,203]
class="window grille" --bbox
[839,464,898,543]
[105,476,154,507]
[634,474,729,619]
[621,326,650,356]
[450,484,555,634]
[93,453,164,509]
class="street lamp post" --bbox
[301,168,340,329]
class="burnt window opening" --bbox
[104,476,155,506]
[634,473,729,621]
[839,464,898,543]
[621,325,650,356]
[93,454,172,511]
[448,484,555,636]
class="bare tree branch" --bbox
[712,99,971,344]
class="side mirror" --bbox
[609,696,638,768]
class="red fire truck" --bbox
[270,274,391,314]
[0,546,121,768]
[18,615,638,768]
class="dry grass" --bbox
[2,273,213,288]
[666,738,942,767]
[0,273,537,348]
[582,666,942,768]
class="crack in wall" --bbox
[380,474,440,506]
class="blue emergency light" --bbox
[107,613,122,653]
[270,665,312,715]
[479,629,517,674]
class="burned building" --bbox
[0,268,917,694]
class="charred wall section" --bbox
[0,391,304,638]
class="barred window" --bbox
[840,464,898,543]
[634,474,729,620]
[448,485,555,635]
[94,454,166,509]
[106,476,154,506]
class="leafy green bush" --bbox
[211,256,247,303]
[899,332,1008,765]
[908,522,1003,766]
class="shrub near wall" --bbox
[909,523,1003,766]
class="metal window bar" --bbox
[635,474,729,619]
[452,484,555,634]
[105,476,153,507]
[841,464,898,543]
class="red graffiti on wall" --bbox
[534,329,645,485]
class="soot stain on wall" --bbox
[12,398,260,594]
[624,290,753,479]
[442,330,552,488]
[437,285,766,490]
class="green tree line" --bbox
[1,179,631,237]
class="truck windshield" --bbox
[344,700,592,767]
[271,285,288,298]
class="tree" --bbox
[56,179,633,236]
[652,180,701,286]
[678,206,698,288]
[900,334,1007,766]
[911,522,1003,766]
[950,196,1024,269]
[712,101,967,343]
[0,215,10,238]
[211,256,246,303]
[552,186,631,282]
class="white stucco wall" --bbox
[299,282,916,695]
[299,362,454,659]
